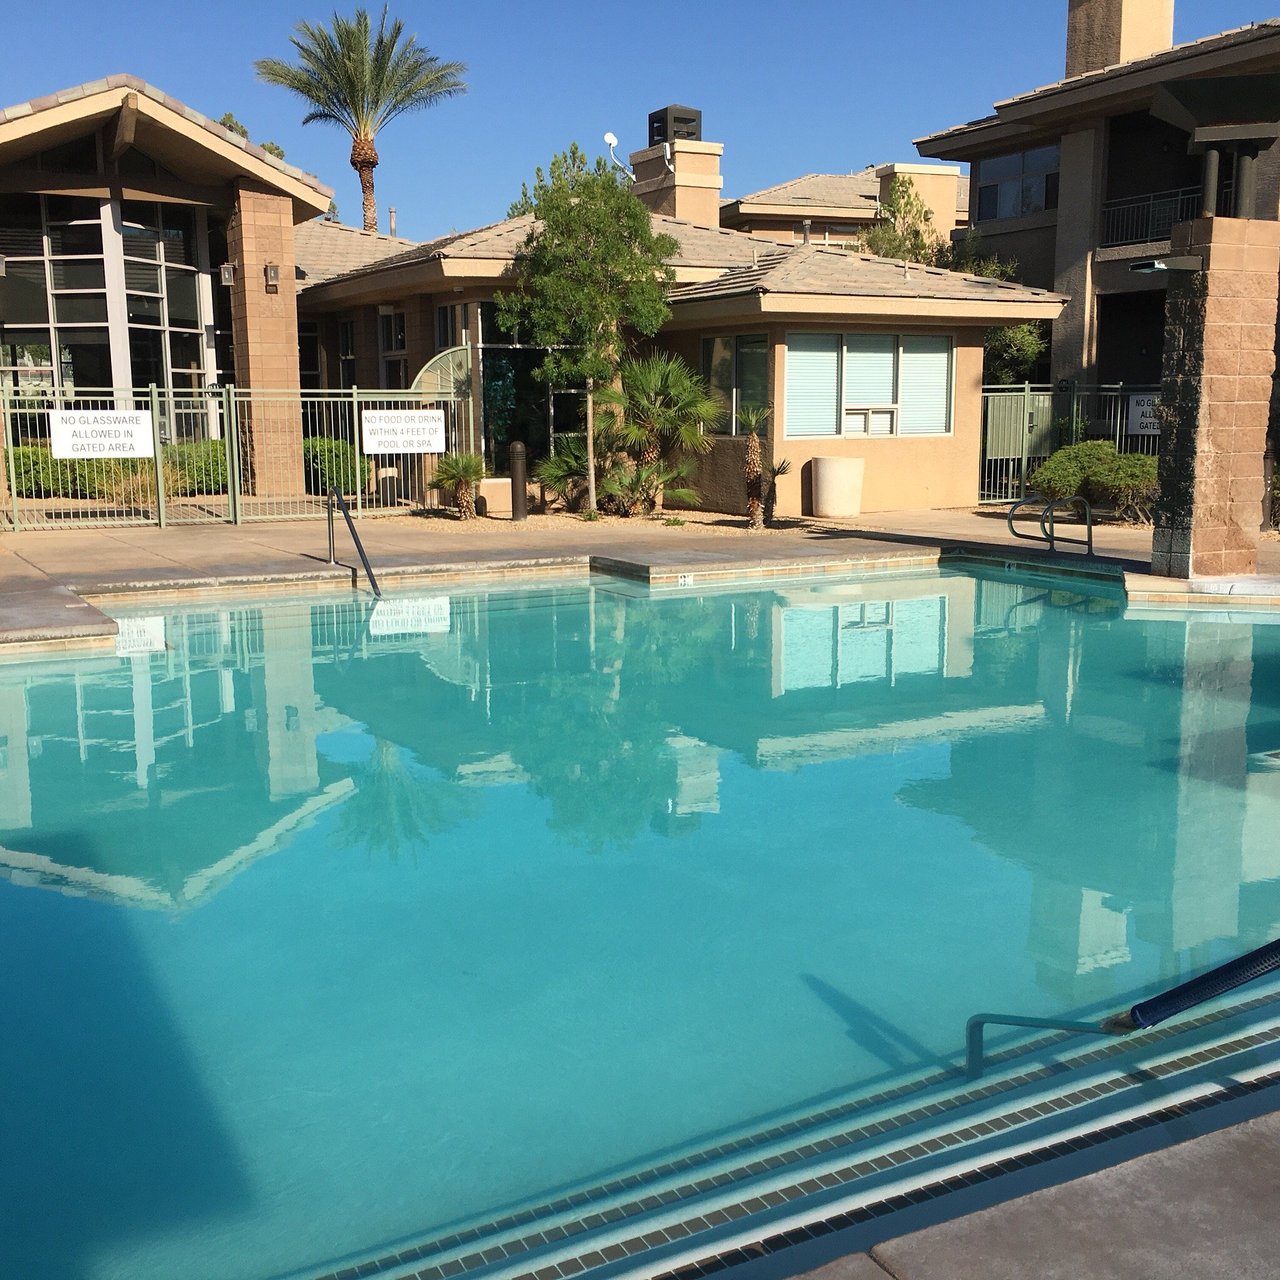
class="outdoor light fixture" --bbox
[264,263,280,290]
[1129,255,1204,274]
[0,254,6,277]
[604,130,634,180]
[219,262,237,286]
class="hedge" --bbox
[8,442,229,499]
[1027,441,1118,502]
[303,437,369,495]
[1027,440,1157,521]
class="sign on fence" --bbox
[50,410,155,458]
[1127,393,1161,436]
[361,409,446,454]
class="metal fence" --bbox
[0,385,453,530]
[980,382,1162,504]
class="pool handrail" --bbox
[1006,495,1095,556]
[966,936,1280,1079]
[326,486,382,598]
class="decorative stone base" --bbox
[1151,217,1280,579]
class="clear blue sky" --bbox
[7,0,1267,240]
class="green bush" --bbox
[8,446,95,498]
[304,437,369,495]
[163,440,228,495]
[1087,453,1158,522]
[1027,441,1118,502]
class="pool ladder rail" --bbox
[967,935,1280,1079]
[326,485,382,598]
[1006,495,1095,556]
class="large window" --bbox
[378,308,407,389]
[975,145,1060,222]
[701,333,768,433]
[784,332,953,438]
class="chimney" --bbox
[629,105,723,228]
[1066,0,1174,78]
[388,207,397,236]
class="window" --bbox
[783,332,953,438]
[337,320,356,389]
[378,308,407,389]
[975,145,1060,222]
[436,304,457,351]
[701,333,768,433]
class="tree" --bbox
[497,144,679,512]
[432,450,485,518]
[260,141,286,160]
[858,175,944,264]
[219,112,249,139]
[256,6,467,232]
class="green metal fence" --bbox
[980,382,1162,504]
[0,385,450,530]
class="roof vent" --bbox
[648,105,702,147]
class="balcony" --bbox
[1100,183,1235,248]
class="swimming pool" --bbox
[2,566,1279,1280]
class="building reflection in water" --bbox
[0,571,1277,1000]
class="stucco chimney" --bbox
[1066,0,1174,77]
[629,105,723,228]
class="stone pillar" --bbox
[1152,217,1280,578]
[226,180,305,498]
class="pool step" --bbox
[314,994,1280,1280]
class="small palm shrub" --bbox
[433,451,485,519]
[600,459,699,517]
[533,431,628,512]
[304,437,369,495]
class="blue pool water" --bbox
[2,567,1280,1279]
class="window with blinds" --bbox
[784,333,952,438]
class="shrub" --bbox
[1087,453,1158,522]
[431,450,486,519]
[163,440,228,495]
[1028,441,1118,501]
[304,437,369,495]
[8,446,89,498]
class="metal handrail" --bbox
[967,936,1280,1079]
[1006,496,1094,555]
[326,486,381,597]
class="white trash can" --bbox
[812,456,865,518]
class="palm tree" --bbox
[739,405,770,530]
[600,353,721,468]
[256,6,467,233]
[432,450,485,518]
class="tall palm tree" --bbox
[256,6,467,233]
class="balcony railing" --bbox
[1100,182,1237,248]
[1100,186,1203,247]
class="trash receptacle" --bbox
[376,465,400,506]
[812,456,865,518]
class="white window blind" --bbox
[843,334,896,407]
[784,334,840,437]
[898,337,952,435]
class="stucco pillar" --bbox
[1050,125,1105,385]
[1151,217,1280,578]
[226,180,304,498]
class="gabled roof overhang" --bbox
[0,77,331,220]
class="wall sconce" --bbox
[0,254,6,278]
[219,262,237,286]
[264,263,280,291]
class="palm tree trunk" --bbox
[585,378,597,514]
[350,136,380,232]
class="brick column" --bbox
[1152,217,1280,578]
[226,180,305,498]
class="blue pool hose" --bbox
[1101,937,1280,1034]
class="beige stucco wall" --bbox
[681,325,984,517]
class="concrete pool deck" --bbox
[6,504,1280,652]
[3,506,1280,1280]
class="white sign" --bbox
[115,615,167,656]
[361,409,446,454]
[369,596,451,637]
[1127,393,1161,437]
[51,410,155,459]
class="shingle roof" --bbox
[731,171,880,208]
[294,219,419,284]
[918,20,1280,148]
[0,74,330,196]
[302,212,790,291]
[665,243,1061,305]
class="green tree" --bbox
[256,5,467,232]
[858,175,944,264]
[497,144,678,512]
[432,450,485,519]
[984,322,1049,385]
[219,111,250,139]
[260,140,286,160]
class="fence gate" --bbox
[0,385,449,531]
[980,383,1163,504]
